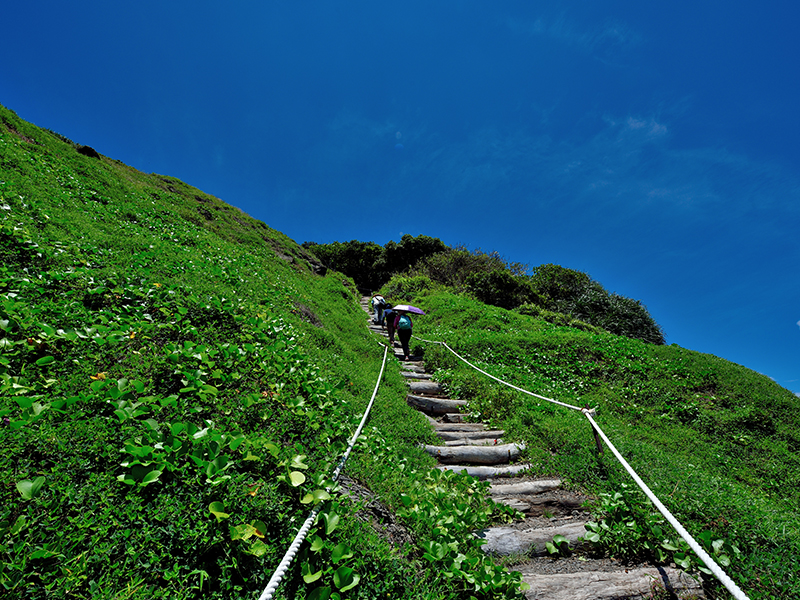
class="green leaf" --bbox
[323,512,340,535]
[310,534,325,552]
[35,356,55,366]
[16,476,45,500]
[209,501,230,521]
[10,515,27,535]
[249,539,268,557]
[29,548,61,560]
[331,543,353,564]
[333,566,359,592]
[289,470,306,487]
[140,469,163,485]
[307,587,331,600]
[290,454,309,469]
[302,562,323,584]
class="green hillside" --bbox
[1,104,518,599]
[2,103,799,599]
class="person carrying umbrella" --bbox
[391,304,425,361]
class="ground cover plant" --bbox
[395,289,800,598]
[0,104,523,599]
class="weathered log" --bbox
[429,420,487,432]
[436,429,504,441]
[443,413,468,423]
[476,522,587,556]
[437,464,530,479]
[444,438,504,447]
[423,442,524,465]
[489,480,561,496]
[515,567,705,600]
[408,381,443,394]
[493,493,586,517]
[407,394,467,414]
[402,372,433,380]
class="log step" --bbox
[515,567,704,600]
[408,381,443,394]
[437,429,504,441]
[444,438,504,446]
[489,480,561,495]
[437,464,531,479]
[476,521,588,556]
[402,371,433,380]
[493,492,586,517]
[428,421,488,432]
[407,394,467,414]
[423,442,524,465]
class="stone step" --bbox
[407,394,467,414]
[423,442,524,465]
[476,521,588,556]
[514,566,704,600]
[402,364,428,374]
[436,429,504,441]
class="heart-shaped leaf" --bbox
[209,501,230,521]
[16,476,45,500]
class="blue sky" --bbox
[3,1,798,393]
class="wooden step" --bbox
[402,371,433,380]
[437,463,531,479]
[423,442,524,465]
[489,480,562,495]
[437,429,504,441]
[493,492,587,517]
[514,566,704,600]
[444,438,504,447]
[427,420,488,432]
[408,381,443,395]
[476,521,588,556]
[407,394,467,414]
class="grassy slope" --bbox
[1,104,464,599]
[400,289,799,598]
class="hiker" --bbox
[383,305,396,344]
[394,310,413,360]
[371,294,386,324]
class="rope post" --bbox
[584,406,603,455]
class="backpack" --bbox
[397,315,412,330]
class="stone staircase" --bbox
[360,297,705,599]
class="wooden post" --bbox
[584,405,603,455]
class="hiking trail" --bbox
[360,297,705,600]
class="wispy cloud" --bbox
[502,14,641,63]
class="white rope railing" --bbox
[414,336,585,413]
[257,343,389,600]
[416,335,750,600]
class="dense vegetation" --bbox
[306,240,664,345]
[0,105,520,599]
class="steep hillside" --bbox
[386,287,799,598]
[3,104,510,599]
